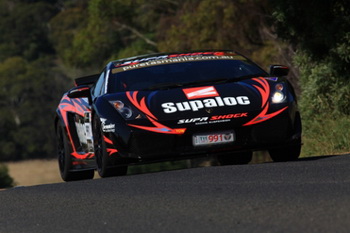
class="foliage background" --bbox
[0,0,349,168]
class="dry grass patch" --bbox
[5,159,63,187]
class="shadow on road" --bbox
[127,153,349,176]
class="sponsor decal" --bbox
[114,52,235,68]
[162,96,250,113]
[117,56,238,72]
[177,113,248,125]
[103,124,115,133]
[101,118,115,133]
[112,52,245,73]
[178,117,209,124]
[115,55,168,68]
[183,86,219,99]
[210,113,248,120]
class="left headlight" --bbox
[271,83,286,104]
[110,100,133,119]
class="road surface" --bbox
[1,155,350,233]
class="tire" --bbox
[269,112,302,162]
[56,122,94,181]
[218,151,253,165]
[269,143,301,162]
[93,115,128,178]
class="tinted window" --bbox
[93,70,105,97]
[107,60,266,92]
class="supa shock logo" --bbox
[183,86,219,99]
[177,113,248,125]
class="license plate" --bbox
[193,131,235,146]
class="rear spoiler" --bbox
[74,74,99,86]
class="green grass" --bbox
[301,116,350,156]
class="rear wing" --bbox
[74,74,99,86]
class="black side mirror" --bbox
[67,85,91,98]
[269,65,289,77]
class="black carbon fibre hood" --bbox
[102,77,292,133]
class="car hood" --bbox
[103,77,289,132]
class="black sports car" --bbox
[55,50,302,181]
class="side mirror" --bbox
[269,65,289,77]
[67,85,91,98]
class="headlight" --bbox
[272,92,285,103]
[271,83,286,103]
[275,83,284,91]
[110,100,133,119]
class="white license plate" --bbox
[193,131,235,146]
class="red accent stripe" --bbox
[126,91,157,120]
[243,78,288,126]
[103,136,118,156]
[126,91,186,134]
[107,148,118,156]
[103,135,113,145]
[71,152,94,159]
[243,105,288,126]
[252,77,270,108]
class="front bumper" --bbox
[106,110,300,162]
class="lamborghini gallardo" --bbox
[55,51,302,181]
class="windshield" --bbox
[107,59,267,93]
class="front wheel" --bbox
[93,115,128,178]
[269,111,302,162]
[218,151,253,165]
[56,122,94,181]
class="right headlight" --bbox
[271,83,286,104]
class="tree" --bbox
[272,0,350,116]
[0,0,58,61]
[272,0,350,155]
[157,0,282,68]
[0,0,72,161]
[50,0,181,68]
[0,56,70,161]
[0,164,14,188]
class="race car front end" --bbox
[95,76,301,165]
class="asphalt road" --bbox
[1,155,350,233]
